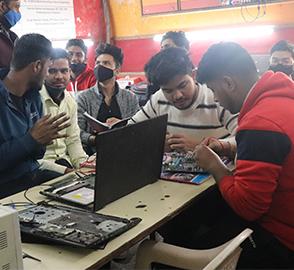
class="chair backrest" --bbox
[203,228,253,270]
[135,228,253,270]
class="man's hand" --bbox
[165,133,173,152]
[88,135,96,146]
[193,144,231,184]
[29,112,71,147]
[167,133,202,152]
[106,117,121,126]
[203,137,236,159]
[65,168,76,174]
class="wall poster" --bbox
[13,0,76,40]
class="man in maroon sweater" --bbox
[194,41,294,269]
[0,0,21,69]
[65,38,96,97]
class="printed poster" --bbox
[13,0,76,40]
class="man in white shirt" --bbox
[130,47,238,153]
[39,48,87,174]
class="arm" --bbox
[75,92,93,146]
[128,95,158,124]
[167,133,203,152]
[0,112,70,171]
[195,117,290,221]
[65,101,88,168]
[38,159,67,174]
[219,123,290,221]
[193,144,232,184]
[203,136,236,160]
[0,132,40,170]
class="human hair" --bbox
[2,0,14,6]
[51,48,71,64]
[95,43,124,68]
[65,38,88,56]
[270,40,294,59]
[144,47,194,87]
[161,31,190,51]
[11,33,53,71]
[197,41,258,85]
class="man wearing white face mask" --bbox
[0,0,21,69]
[75,43,140,155]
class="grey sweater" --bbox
[75,83,140,148]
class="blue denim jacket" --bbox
[0,69,45,183]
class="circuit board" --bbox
[162,152,206,173]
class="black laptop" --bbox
[40,114,168,211]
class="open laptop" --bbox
[40,114,167,211]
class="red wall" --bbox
[73,0,105,41]
[71,1,294,79]
[72,0,105,68]
[115,27,294,75]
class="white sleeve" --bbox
[38,159,67,174]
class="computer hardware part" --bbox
[19,202,141,249]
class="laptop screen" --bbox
[93,114,167,211]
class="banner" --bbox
[13,0,76,40]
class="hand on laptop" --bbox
[29,112,71,147]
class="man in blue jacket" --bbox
[0,33,71,199]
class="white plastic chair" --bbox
[135,228,253,270]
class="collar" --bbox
[98,81,119,97]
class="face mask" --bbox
[94,65,114,82]
[45,81,67,99]
[4,9,21,27]
[69,62,86,74]
[269,64,294,77]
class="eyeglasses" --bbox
[269,57,294,67]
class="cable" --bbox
[240,1,266,23]
[24,189,36,205]
[2,202,34,208]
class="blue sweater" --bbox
[0,69,45,184]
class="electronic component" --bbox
[19,202,141,249]
[40,174,96,209]
[162,152,207,173]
